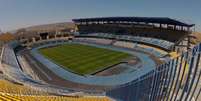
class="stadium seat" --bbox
[0,80,111,101]
[82,33,174,50]
[0,80,47,95]
[0,94,111,101]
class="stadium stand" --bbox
[0,41,75,95]
[74,37,168,58]
[0,17,200,101]
[74,37,113,45]
[113,41,135,49]
[28,37,69,48]
[0,93,111,101]
[0,80,47,95]
[73,17,194,44]
[72,17,201,101]
[0,42,111,100]
[76,33,174,50]
[1,42,19,67]
[106,43,201,101]
[135,44,168,58]
[168,52,180,59]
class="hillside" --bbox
[0,33,15,42]
[25,22,75,31]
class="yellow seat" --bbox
[0,80,47,95]
[0,80,111,101]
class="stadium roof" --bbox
[73,17,194,27]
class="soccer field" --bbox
[39,43,131,75]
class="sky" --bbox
[0,0,201,32]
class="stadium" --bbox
[0,16,201,101]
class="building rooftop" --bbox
[73,17,194,27]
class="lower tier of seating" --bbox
[0,94,111,101]
[112,40,168,58]
[136,44,168,57]
[0,79,111,101]
[74,38,113,45]
[113,41,135,48]
[78,33,174,50]
[0,80,47,95]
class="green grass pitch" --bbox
[39,43,131,75]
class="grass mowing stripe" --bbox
[40,44,108,62]
[77,53,128,72]
[39,43,131,75]
[63,51,128,74]
[62,50,116,66]
[55,46,114,63]
[67,51,120,68]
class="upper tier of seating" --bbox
[77,33,174,50]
